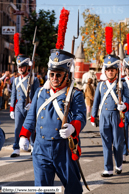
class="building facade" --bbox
[0,0,36,72]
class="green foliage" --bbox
[20,10,58,68]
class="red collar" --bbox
[51,85,67,93]
[108,78,116,83]
[21,72,29,78]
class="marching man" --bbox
[19,49,86,194]
[10,54,39,157]
[122,56,129,163]
[91,54,129,177]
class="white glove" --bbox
[117,102,126,111]
[59,123,75,139]
[25,103,31,111]
[19,137,29,151]
[29,61,32,66]
[10,111,15,119]
[91,122,95,127]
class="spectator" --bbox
[4,77,12,93]
[0,71,10,81]
[37,74,44,87]
[85,78,94,120]
[3,83,10,110]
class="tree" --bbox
[80,9,106,66]
[20,10,58,69]
[106,21,129,52]
[80,9,129,66]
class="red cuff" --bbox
[91,115,95,122]
[10,106,14,112]
[10,100,18,112]
[123,102,129,113]
[70,120,81,137]
[19,126,31,139]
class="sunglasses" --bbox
[49,72,64,78]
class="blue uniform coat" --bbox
[10,74,39,150]
[122,76,129,155]
[20,86,86,194]
[92,80,127,171]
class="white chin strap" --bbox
[102,61,121,79]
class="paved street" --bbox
[0,108,129,194]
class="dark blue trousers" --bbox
[13,104,34,150]
[100,111,124,171]
[0,128,5,150]
[124,111,129,155]
[32,138,83,194]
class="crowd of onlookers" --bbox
[0,68,95,120]
[0,69,47,111]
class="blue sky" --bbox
[36,0,129,53]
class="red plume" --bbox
[127,33,129,55]
[14,33,20,56]
[56,7,70,49]
[105,26,113,54]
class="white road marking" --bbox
[82,171,104,193]
[0,153,116,194]
[82,170,120,194]
[0,152,32,167]
[0,169,34,186]
[82,159,93,163]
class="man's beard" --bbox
[18,67,27,75]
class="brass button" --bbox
[41,116,44,119]
[51,137,54,140]
[19,94,20,96]
[115,103,117,105]
[18,90,20,92]
[105,103,107,105]
[104,87,106,89]
[19,98,21,100]
[40,126,43,129]
[45,99,47,101]
[47,91,49,93]
[55,128,58,131]
[43,108,46,110]
[62,100,65,103]
[114,108,116,110]
[42,136,45,139]
[106,108,108,110]
[57,117,60,120]
[104,83,106,85]
[104,93,106,95]
[60,108,62,111]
